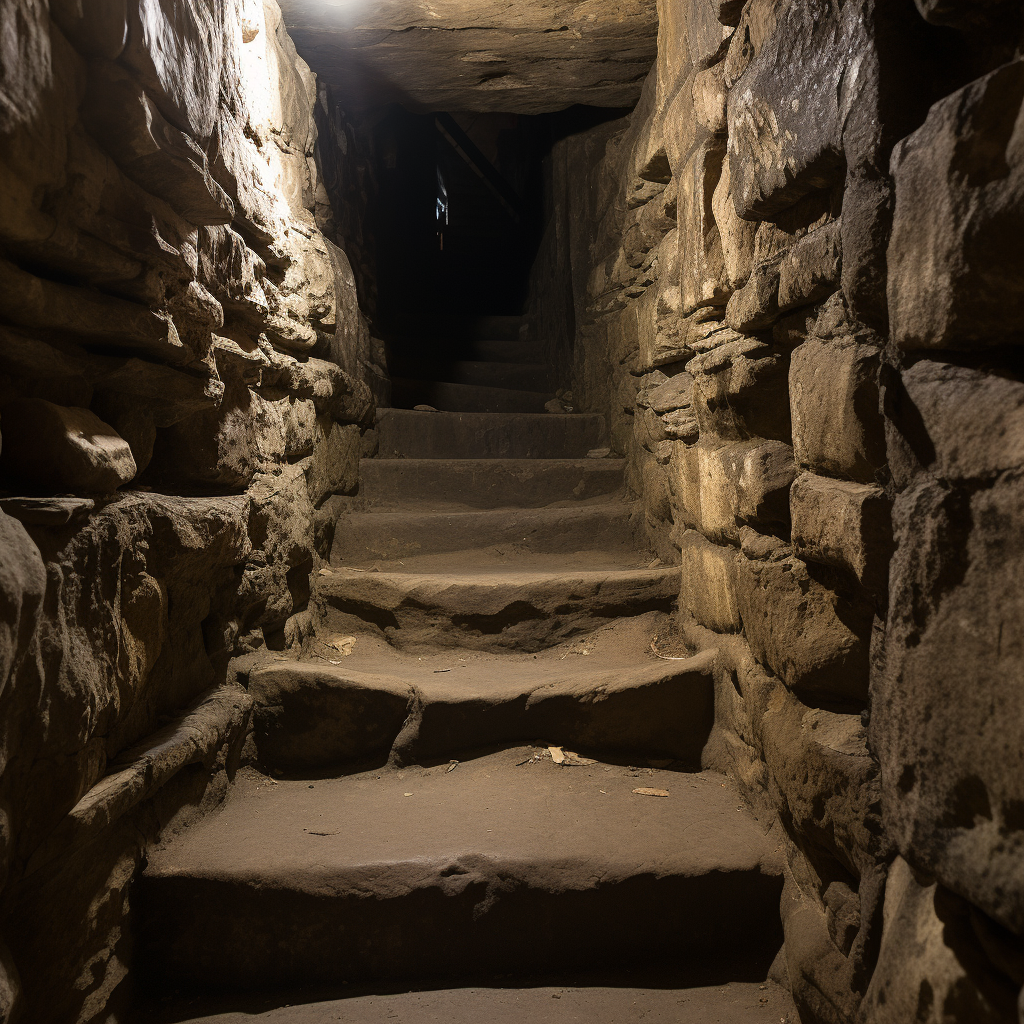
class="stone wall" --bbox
[0,2,380,1021]
[529,1,1024,1020]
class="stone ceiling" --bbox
[278,0,659,114]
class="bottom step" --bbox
[137,751,782,993]
[141,977,798,1023]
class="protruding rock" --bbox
[0,399,136,494]
[790,472,892,593]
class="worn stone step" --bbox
[331,502,637,564]
[314,561,678,651]
[357,458,624,509]
[248,636,714,769]
[139,977,799,1024]
[375,409,605,460]
[136,751,784,993]
[390,379,551,414]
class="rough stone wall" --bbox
[529,1,1024,1020]
[0,3,379,1021]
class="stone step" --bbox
[314,561,679,651]
[139,977,798,1024]
[248,638,714,769]
[467,337,545,363]
[357,458,624,509]
[391,359,555,394]
[390,379,551,414]
[375,409,606,460]
[136,750,784,993]
[331,502,637,564]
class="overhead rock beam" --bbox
[277,0,659,113]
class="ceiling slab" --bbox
[278,0,659,113]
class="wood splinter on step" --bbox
[633,788,670,798]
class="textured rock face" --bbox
[279,0,659,113]
[0,1,379,1021]
[526,0,1024,1019]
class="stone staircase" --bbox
[131,321,793,1023]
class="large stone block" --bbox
[723,255,781,333]
[670,433,793,544]
[677,137,730,315]
[888,59,1024,351]
[780,871,862,1024]
[633,404,668,453]
[711,147,758,294]
[678,529,741,633]
[736,553,872,704]
[692,61,728,136]
[0,0,51,138]
[646,372,698,443]
[208,107,285,244]
[695,438,795,543]
[634,250,693,372]
[668,441,701,531]
[790,328,885,484]
[885,359,1024,490]
[689,336,791,444]
[0,399,136,494]
[777,219,842,313]
[739,657,883,877]
[790,472,892,594]
[872,473,1024,935]
[240,465,316,638]
[727,0,847,219]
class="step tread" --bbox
[142,978,797,1024]
[247,616,710,769]
[136,748,782,985]
[146,756,772,885]
[255,629,706,704]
